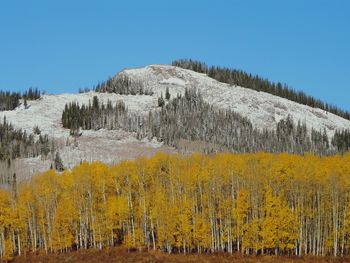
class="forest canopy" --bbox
[1,152,350,260]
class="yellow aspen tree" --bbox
[174,200,192,254]
[192,213,211,253]
[260,187,298,255]
[105,195,128,245]
[242,218,261,255]
[51,195,78,252]
[0,190,13,260]
[233,188,250,253]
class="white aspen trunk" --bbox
[0,231,4,259]
[150,220,156,251]
[17,229,21,256]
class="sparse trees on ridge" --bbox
[0,91,20,111]
[22,87,41,101]
[94,75,153,95]
[0,88,41,111]
[172,59,350,121]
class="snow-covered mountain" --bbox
[1,64,350,179]
[118,65,350,138]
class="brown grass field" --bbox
[5,248,350,263]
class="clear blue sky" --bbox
[1,0,349,110]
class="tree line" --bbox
[172,59,350,121]
[0,117,52,161]
[61,90,350,155]
[136,89,332,155]
[332,129,350,153]
[1,152,350,260]
[0,88,41,111]
[61,96,129,136]
[0,92,20,111]
[0,117,55,185]
[22,88,41,101]
[94,75,154,95]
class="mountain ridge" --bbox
[117,64,350,137]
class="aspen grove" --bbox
[1,152,350,260]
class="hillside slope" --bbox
[0,92,172,179]
[118,64,350,138]
[0,64,349,179]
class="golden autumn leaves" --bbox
[1,152,350,260]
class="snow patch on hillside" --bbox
[159,77,187,86]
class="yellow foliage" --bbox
[2,152,350,257]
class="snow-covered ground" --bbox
[1,64,350,179]
[119,65,350,138]
[0,92,157,138]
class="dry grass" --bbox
[7,248,350,263]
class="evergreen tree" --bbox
[165,87,171,100]
[54,152,64,172]
[332,129,350,153]
[24,97,28,109]
[33,125,41,135]
[158,94,165,107]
